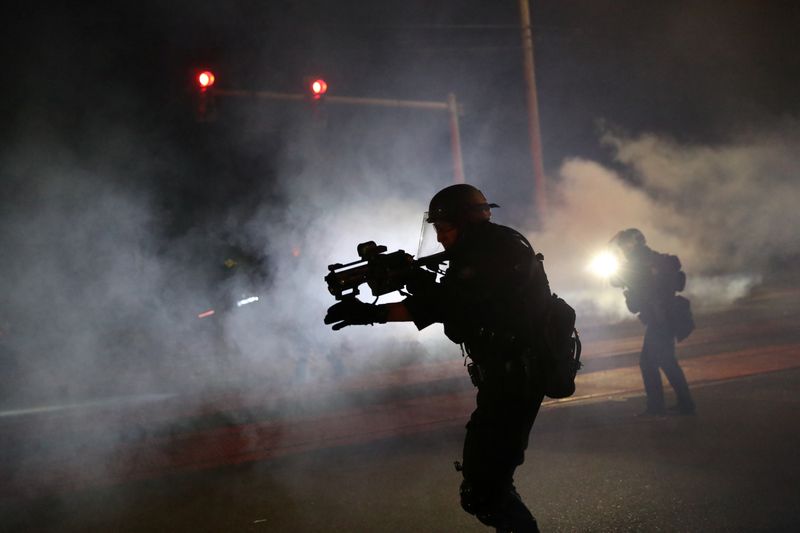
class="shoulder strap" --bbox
[497,225,544,262]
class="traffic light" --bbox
[197,70,216,91]
[195,69,217,122]
[309,78,328,100]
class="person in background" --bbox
[610,228,695,416]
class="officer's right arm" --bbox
[401,284,446,331]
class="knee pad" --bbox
[459,479,500,527]
[459,479,479,515]
[460,480,539,532]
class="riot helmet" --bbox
[418,184,499,256]
[611,228,646,248]
[425,184,499,226]
[610,228,647,260]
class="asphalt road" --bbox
[1,284,799,532]
[4,367,799,532]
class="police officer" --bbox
[610,228,695,416]
[325,184,550,532]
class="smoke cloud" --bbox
[4,110,799,409]
[605,125,800,272]
[0,94,461,414]
[527,123,800,322]
[0,98,461,497]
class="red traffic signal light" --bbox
[197,70,216,91]
[195,70,216,122]
[310,78,328,99]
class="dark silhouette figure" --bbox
[325,184,551,532]
[610,228,695,416]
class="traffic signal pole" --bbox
[447,93,465,184]
[519,0,547,221]
[212,88,465,184]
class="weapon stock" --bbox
[325,241,448,301]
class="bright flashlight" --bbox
[588,251,620,278]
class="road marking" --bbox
[0,393,178,418]
[3,339,798,497]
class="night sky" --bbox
[5,1,799,225]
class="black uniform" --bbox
[405,220,549,533]
[613,245,695,414]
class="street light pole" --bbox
[518,0,547,222]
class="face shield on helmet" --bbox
[416,184,499,257]
[417,211,445,257]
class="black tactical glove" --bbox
[324,299,389,330]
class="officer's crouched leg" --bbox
[460,479,540,532]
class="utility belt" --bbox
[463,327,539,388]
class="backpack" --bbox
[662,253,686,292]
[661,253,694,342]
[669,295,695,342]
[540,293,582,399]
[511,229,582,399]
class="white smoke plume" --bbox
[527,124,800,323]
[605,126,800,272]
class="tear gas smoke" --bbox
[1,120,795,503]
[4,122,798,409]
[524,125,800,323]
[604,127,800,273]
[0,104,460,495]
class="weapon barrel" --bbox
[413,250,449,268]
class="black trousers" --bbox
[460,358,545,531]
[640,323,694,412]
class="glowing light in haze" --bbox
[588,251,619,278]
